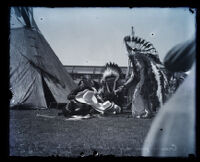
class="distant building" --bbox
[64,65,130,84]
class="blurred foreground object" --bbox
[164,38,196,72]
[142,38,196,157]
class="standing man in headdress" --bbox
[116,27,170,118]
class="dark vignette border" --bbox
[3,0,199,161]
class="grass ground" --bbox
[9,109,153,157]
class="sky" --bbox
[33,7,196,66]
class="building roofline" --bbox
[63,65,128,68]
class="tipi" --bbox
[9,7,76,109]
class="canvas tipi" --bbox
[9,7,76,109]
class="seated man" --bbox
[98,76,124,108]
[60,75,121,117]
[98,62,125,109]
[61,75,95,116]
